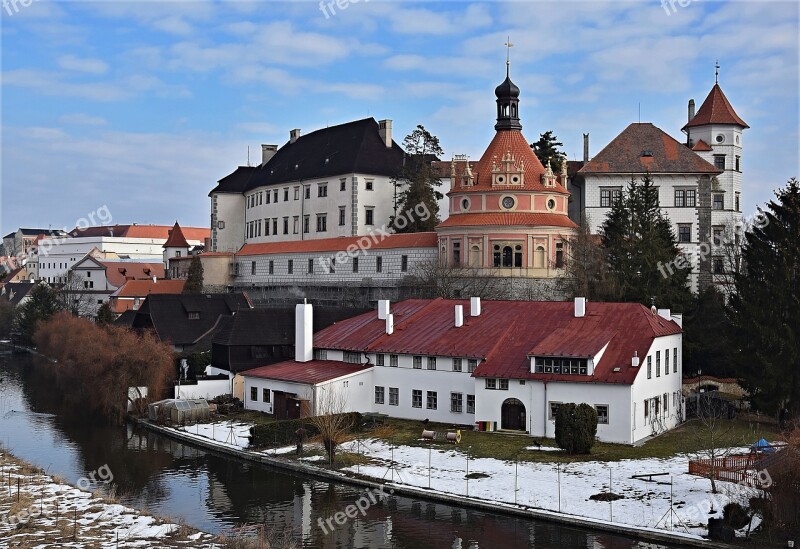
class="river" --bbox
[0,353,683,548]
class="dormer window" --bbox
[533,357,588,375]
[188,312,200,320]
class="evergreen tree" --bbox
[600,173,693,309]
[554,403,598,454]
[183,255,204,294]
[389,125,443,233]
[16,283,61,344]
[0,300,15,339]
[682,287,735,378]
[729,178,800,417]
[530,130,566,172]
[96,302,116,326]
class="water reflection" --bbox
[1,354,678,548]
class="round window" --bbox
[502,196,515,209]
[547,198,556,210]
[735,135,740,144]
[497,176,505,183]
[511,176,519,183]
[461,198,470,211]
[715,134,725,143]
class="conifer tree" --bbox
[17,283,61,344]
[183,255,204,294]
[530,130,566,172]
[389,125,443,233]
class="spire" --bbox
[505,37,513,78]
[715,60,720,84]
[682,78,749,130]
[494,40,522,132]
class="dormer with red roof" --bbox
[163,222,191,271]
[437,61,577,278]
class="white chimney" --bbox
[290,129,301,144]
[378,299,390,320]
[455,305,464,328]
[152,276,156,283]
[657,308,671,321]
[385,313,394,335]
[574,297,586,318]
[378,119,393,148]
[261,144,277,166]
[295,300,313,362]
[671,313,683,328]
[688,99,696,123]
[470,297,481,317]
[631,351,640,368]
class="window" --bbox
[376,256,382,273]
[656,350,661,377]
[318,184,328,198]
[427,357,436,370]
[714,155,725,170]
[294,187,300,200]
[549,402,561,420]
[713,226,723,246]
[339,207,346,226]
[678,224,692,243]
[375,386,385,405]
[412,390,422,408]
[365,208,374,226]
[665,350,670,375]
[595,405,608,424]
[534,357,588,375]
[555,242,564,269]
[673,348,678,373]
[647,356,652,379]
[713,193,724,211]
[365,179,374,191]
[468,359,478,373]
[713,257,724,274]
[426,391,437,410]
[467,395,475,414]
[735,192,740,212]
[343,351,361,364]
[304,186,311,199]
[273,190,278,202]
[390,354,398,367]
[352,257,359,273]
[287,259,293,274]
[303,215,310,234]
[329,258,335,274]
[401,255,408,272]
[499,379,509,390]
[250,387,257,401]
[317,214,327,232]
[686,189,696,207]
[218,220,225,230]
[735,155,740,172]
[389,388,399,406]
[269,260,274,274]
[453,241,461,266]
[87,271,91,278]
[251,261,256,275]
[600,187,622,207]
[188,312,200,320]
[340,178,346,191]
[263,389,270,403]
[308,258,314,274]
[485,378,497,390]
[283,217,289,235]
[452,358,462,372]
[413,356,422,369]
[293,216,299,234]
[644,400,649,418]
[375,354,384,366]
[314,349,327,360]
[266,192,271,204]
[284,188,289,201]
[272,219,278,234]
[451,393,463,413]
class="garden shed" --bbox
[148,398,210,425]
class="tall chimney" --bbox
[385,313,394,335]
[574,297,586,318]
[470,297,481,317]
[378,299,390,320]
[657,308,672,321]
[290,129,301,144]
[631,351,640,368]
[295,300,313,362]
[688,99,695,123]
[455,305,464,328]
[378,119,393,148]
[261,144,277,166]
[583,133,589,162]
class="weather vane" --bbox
[505,37,514,76]
[715,60,720,84]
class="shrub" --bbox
[250,413,361,449]
[554,403,598,454]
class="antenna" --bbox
[247,146,250,167]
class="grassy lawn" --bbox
[354,413,782,464]
[218,409,277,427]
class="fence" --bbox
[688,453,759,484]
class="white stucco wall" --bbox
[211,193,246,253]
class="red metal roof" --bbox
[237,232,437,256]
[683,84,749,130]
[437,212,577,229]
[242,360,373,384]
[163,222,190,248]
[313,299,682,385]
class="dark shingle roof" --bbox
[0,282,37,306]
[210,118,407,195]
[578,123,721,175]
[18,228,66,236]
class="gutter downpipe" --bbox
[543,380,548,438]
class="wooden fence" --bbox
[688,453,760,485]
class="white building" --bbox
[241,297,684,445]
[37,224,208,284]
[209,118,410,254]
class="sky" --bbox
[1,0,798,236]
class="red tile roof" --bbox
[112,279,185,298]
[242,360,373,384]
[99,261,165,287]
[437,212,577,229]
[578,123,720,175]
[683,84,748,130]
[68,225,209,242]
[237,232,438,256]
[691,139,713,152]
[163,223,190,248]
[313,299,682,385]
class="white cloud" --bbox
[58,113,108,126]
[57,54,109,75]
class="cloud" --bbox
[58,113,108,126]
[57,54,109,75]
[152,16,194,35]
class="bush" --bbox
[723,502,750,529]
[554,403,598,454]
[250,413,361,448]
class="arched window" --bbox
[502,246,513,267]
[514,245,523,268]
[534,246,546,269]
[470,245,481,267]
[493,245,501,267]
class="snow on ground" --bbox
[339,439,759,538]
[171,420,253,450]
[0,452,220,548]
[524,445,563,452]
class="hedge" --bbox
[250,412,362,448]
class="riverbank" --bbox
[0,449,221,548]
[141,419,734,549]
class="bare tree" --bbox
[56,271,97,317]
[557,216,616,300]
[711,217,748,300]
[408,258,512,300]
[309,386,354,464]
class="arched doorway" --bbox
[501,398,526,431]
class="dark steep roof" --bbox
[210,118,407,194]
[578,123,721,175]
[0,282,37,306]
